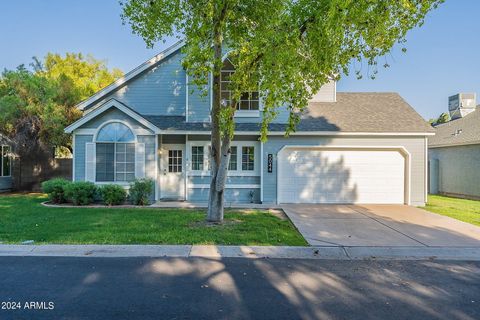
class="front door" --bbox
[160,144,185,200]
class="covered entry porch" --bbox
[155,134,262,204]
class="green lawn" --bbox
[0,194,306,246]
[425,194,480,227]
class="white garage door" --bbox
[278,148,405,204]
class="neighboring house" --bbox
[429,93,480,199]
[0,134,13,192]
[65,41,434,205]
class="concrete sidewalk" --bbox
[1,244,479,261]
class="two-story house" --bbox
[65,41,434,205]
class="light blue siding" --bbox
[103,50,186,116]
[81,47,289,124]
[188,188,260,203]
[429,144,480,198]
[74,135,93,181]
[263,136,427,205]
[187,78,211,122]
[80,108,154,132]
[189,176,260,185]
[273,104,291,123]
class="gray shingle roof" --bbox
[303,92,433,133]
[143,92,433,133]
[429,107,480,147]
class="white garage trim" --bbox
[276,145,411,205]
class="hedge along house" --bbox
[65,41,434,205]
[0,134,13,192]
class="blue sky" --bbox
[0,0,478,120]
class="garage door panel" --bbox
[279,149,405,204]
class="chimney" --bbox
[448,93,476,120]
[309,79,336,103]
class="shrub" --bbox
[64,181,96,206]
[41,178,71,203]
[129,178,154,205]
[99,184,127,206]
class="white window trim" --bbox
[190,145,206,171]
[218,55,263,118]
[1,145,12,177]
[94,121,137,183]
[95,142,135,183]
[186,140,260,177]
[234,110,261,118]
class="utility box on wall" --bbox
[429,158,439,194]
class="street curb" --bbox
[1,244,479,260]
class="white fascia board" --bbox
[156,130,435,136]
[65,99,160,134]
[76,40,185,111]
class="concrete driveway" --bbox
[282,204,480,247]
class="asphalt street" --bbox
[0,257,478,320]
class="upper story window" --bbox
[221,58,260,112]
[95,122,135,182]
[1,145,11,177]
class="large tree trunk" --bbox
[207,134,232,222]
[207,6,231,222]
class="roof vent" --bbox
[452,129,463,136]
[448,93,476,120]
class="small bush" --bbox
[64,181,96,206]
[129,178,154,205]
[99,184,127,206]
[41,178,71,203]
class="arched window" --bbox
[220,58,259,111]
[95,122,136,182]
[97,122,135,142]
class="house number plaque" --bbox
[267,154,273,173]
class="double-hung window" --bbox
[241,146,255,171]
[1,146,11,177]
[191,146,204,171]
[95,122,136,182]
[228,146,237,171]
[190,143,255,175]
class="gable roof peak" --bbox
[76,40,185,111]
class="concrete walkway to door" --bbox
[281,204,480,247]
